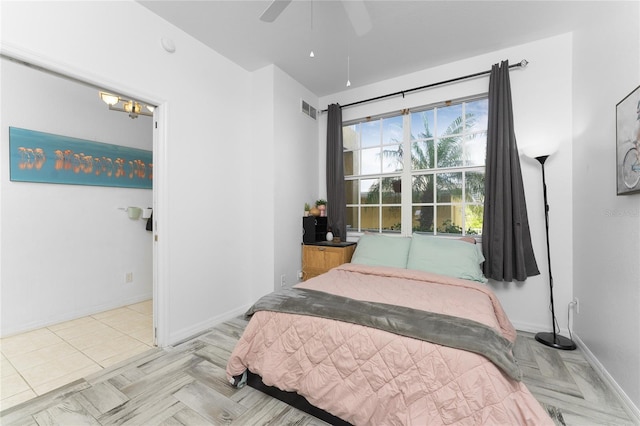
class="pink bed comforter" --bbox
[226,264,552,425]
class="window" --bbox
[343,96,487,236]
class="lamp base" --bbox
[535,332,577,350]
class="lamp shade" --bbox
[99,92,119,106]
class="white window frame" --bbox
[344,95,487,238]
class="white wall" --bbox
[250,65,277,300]
[1,0,254,345]
[319,34,575,336]
[249,65,319,297]
[273,67,320,290]
[572,1,640,409]
[0,57,152,336]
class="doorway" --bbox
[0,54,163,354]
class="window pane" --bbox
[465,171,485,203]
[436,104,463,136]
[436,136,463,168]
[361,147,381,175]
[411,140,435,170]
[465,99,488,131]
[464,133,486,166]
[412,206,433,233]
[343,150,359,176]
[436,172,462,202]
[382,144,403,173]
[436,204,463,234]
[382,206,401,232]
[361,120,380,147]
[346,206,358,231]
[382,116,403,144]
[466,204,484,235]
[343,124,359,150]
[345,180,359,204]
[412,174,433,203]
[344,97,486,237]
[410,110,434,140]
[382,177,402,204]
[361,178,379,204]
[361,206,379,231]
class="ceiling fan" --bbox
[259,0,372,37]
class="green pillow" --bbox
[351,234,412,269]
[406,233,487,283]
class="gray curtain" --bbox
[326,104,347,240]
[482,61,540,281]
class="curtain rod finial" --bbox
[520,59,529,68]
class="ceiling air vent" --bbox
[301,99,317,120]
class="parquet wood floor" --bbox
[514,331,636,425]
[1,317,637,425]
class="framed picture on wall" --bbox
[9,127,152,189]
[616,85,640,195]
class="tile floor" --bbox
[0,300,153,411]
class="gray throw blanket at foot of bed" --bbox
[246,287,522,381]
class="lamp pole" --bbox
[534,155,576,350]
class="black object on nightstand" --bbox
[302,216,328,243]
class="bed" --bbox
[226,233,552,425]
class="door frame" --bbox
[0,43,168,346]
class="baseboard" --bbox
[512,320,575,339]
[572,334,640,423]
[167,303,251,346]
[0,293,153,338]
[511,320,543,335]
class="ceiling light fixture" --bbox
[99,91,154,119]
[99,92,119,106]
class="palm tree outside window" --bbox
[343,96,487,236]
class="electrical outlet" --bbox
[280,274,286,287]
[297,270,303,280]
[125,272,133,283]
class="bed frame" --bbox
[246,370,352,426]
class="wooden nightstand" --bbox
[301,242,356,281]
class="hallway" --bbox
[1,300,153,410]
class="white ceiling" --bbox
[138,1,590,97]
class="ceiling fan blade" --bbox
[341,0,372,36]
[259,0,293,23]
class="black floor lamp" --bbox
[531,154,576,350]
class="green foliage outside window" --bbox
[344,97,487,235]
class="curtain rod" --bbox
[322,59,529,113]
